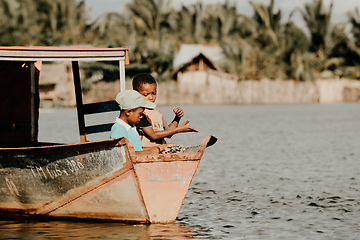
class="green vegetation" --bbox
[1,0,360,81]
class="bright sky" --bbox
[85,0,360,25]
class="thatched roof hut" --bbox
[172,44,224,80]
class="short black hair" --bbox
[132,73,157,91]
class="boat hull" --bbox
[0,136,216,223]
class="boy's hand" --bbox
[173,107,184,118]
[178,120,198,133]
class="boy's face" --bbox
[125,107,144,127]
[137,83,157,103]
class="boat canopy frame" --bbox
[0,46,129,143]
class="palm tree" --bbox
[91,12,133,47]
[174,3,208,44]
[38,0,91,45]
[126,0,173,49]
[126,0,175,76]
[0,0,46,45]
[0,0,92,46]
[0,0,17,45]
[345,7,360,77]
[205,1,241,43]
[348,7,360,48]
[249,0,281,49]
[234,0,284,80]
[221,37,252,80]
[326,23,360,78]
[281,21,310,80]
[0,0,22,26]
[299,0,333,57]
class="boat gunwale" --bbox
[131,135,217,163]
[0,138,126,157]
[0,136,216,163]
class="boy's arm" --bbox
[141,126,182,140]
[168,107,183,129]
[142,120,198,140]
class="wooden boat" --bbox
[0,46,217,223]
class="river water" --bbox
[1,103,359,239]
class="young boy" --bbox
[110,90,177,155]
[132,73,198,147]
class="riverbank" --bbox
[83,78,360,105]
[38,64,360,106]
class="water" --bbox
[1,103,360,239]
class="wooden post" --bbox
[29,62,38,143]
[119,59,125,92]
[72,61,87,143]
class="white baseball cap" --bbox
[115,90,156,110]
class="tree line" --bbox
[1,0,360,81]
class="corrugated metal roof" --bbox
[173,44,223,70]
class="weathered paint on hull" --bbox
[134,160,200,223]
[0,136,216,223]
[46,170,149,222]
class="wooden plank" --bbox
[82,101,119,115]
[82,101,119,135]
[72,61,87,143]
[119,60,126,91]
[86,123,114,135]
[29,62,38,143]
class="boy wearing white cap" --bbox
[110,90,178,154]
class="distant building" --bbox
[172,44,224,80]
[172,44,237,95]
[39,63,76,106]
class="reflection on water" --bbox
[0,221,196,239]
[2,103,360,239]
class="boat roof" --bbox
[0,46,129,145]
[0,46,129,63]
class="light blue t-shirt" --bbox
[110,118,143,151]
